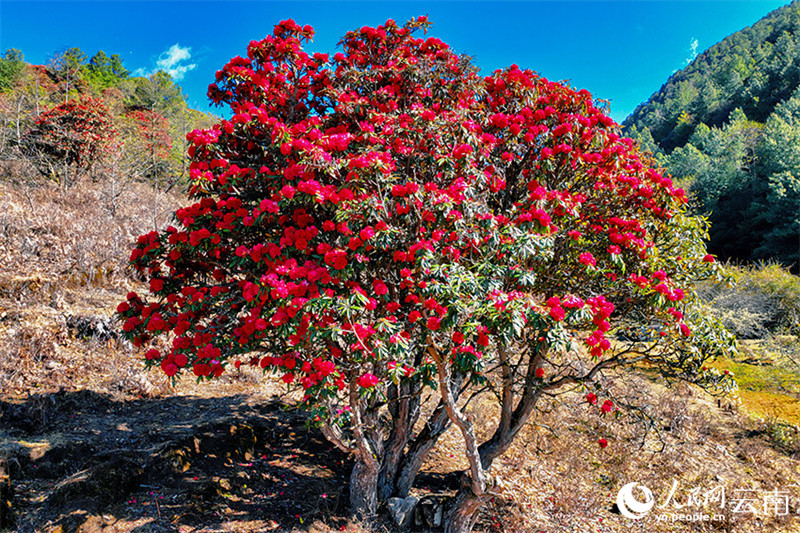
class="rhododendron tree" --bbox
[118,18,736,533]
[119,108,173,182]
[23,95,115,188]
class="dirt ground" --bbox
[0,372,526,533]
[0,383,355,532]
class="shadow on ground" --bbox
[0,390,352,532]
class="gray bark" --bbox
[443,486,485,533]
[349,458,379,521]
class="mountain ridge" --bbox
[624,0,800,152]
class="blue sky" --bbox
[0,1,789,122]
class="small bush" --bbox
[763,417,800,455]
[744,263,800,335]
[701,263,800,339]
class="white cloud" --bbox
[135,44,197,81]
[685,38,699,65]
[156,44,197,81]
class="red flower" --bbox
[549,306,565,322]
[315,359,336,377]
[162,361,178,377]
[453,143,473,159]
[585,393,597,405]
[579,252,596,267]
[193,363,211,377]
[426,316,442,330]
[477,331,489,347]
[535,368,545,378]
[600,400,613,414]
[359,226,375,241]
[598,438,608,448]
[281,185,296,198]
[702,254,715,263]
[373,279,389,296]
[545,296,560,308]
[324,249,348,270]
[357,373,379,388]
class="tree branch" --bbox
[427,337,486,497]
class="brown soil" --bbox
[1,387,355,533]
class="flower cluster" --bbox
[124,109,173,161]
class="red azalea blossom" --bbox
[549,306,566,322]
[600,400,614,414]
[357,373,379,388]
[373,279,389,296]
[579,252,596,267]
[477,332,489,347]
[427,316,442,330]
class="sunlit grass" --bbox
[712,341,800,425]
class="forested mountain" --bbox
[625,1,800,152]
[624,2,800,271]
[0,46,216,190]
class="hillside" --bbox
[624,0,800,152]
[0,46,216,191]
[0,177,798,533]
[623,3,800,269]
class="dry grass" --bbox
[0,177,179,399]
[437,375,800,533]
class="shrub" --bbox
[22,95,116,188]
[703,263,800,338]
[118,18,736,532]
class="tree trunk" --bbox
[394,370,467,497]
[444,488,485,533]
[349,458,379,522]
[378,381,421,501]
[395,403,450,497]
[442,353,546,533]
